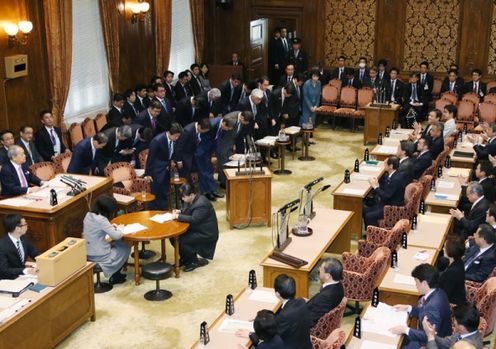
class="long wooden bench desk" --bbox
[189,286,280,349]
[450,139,477,169]
[260,208,353,298]
[370,129,413,161]
[332,161,385,239]
[0,262,95,349]
[424,170,468,214]
[408,213,453,250]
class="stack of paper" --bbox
[376,146,398,153]
[247,289,279,304]
[362,302,408,337]
[0,197,36,207]
[285,126,301,135]
[150,213,173,223]
[414,251,430,261]
[342,188,365,195]
[218,319,253,334]
[351,173,372,181]
[134,169,145,177]
[393,274,416,286]
[436,181,455,189]
[434,193,459,201]
[122,223,147,235]
[255,136,278,146]
[0,279,34,295]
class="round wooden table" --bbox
[112,210,189,285]
[134,193,156,210]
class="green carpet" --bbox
[55,127,495,348]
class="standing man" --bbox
[97,125,133,172]
[145,123,183,210]
[219,74,242,114]
[67,133,108,175]
[331,55,348,82]
[387,68,405,105]
[152,83,174,131]
[419,61,434,116]
[189,64,204,96]
[463,224,496,282]
[16,126,43,167]
[136,100,168,137]
[288,38,308,76]
[273,27,290,84]
[463,69,486,100]
[106,94,125,126]
[35,110,69,161]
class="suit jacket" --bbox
[0,161,42,197]
[269,87,291,124]
[362,76,381,89]
[479,177,495,203]
[16,140,43,167]
[318,69,331,86]
[136,108,169,137]
[134,97,146,113]
[67,138,100,175]
[413,150,433,180]
[440,80,463,97]
[252,335,285,349]
[377,70,390,81]
[386,79,405,104]
[288,49,308,75]
[123,101,139,120]
[34,126,66,161]
[439,259,466,305]
[197,91,223,119]
[403,82,426,106]
[107,106,123,125]
[398,157,415,185]
[330,67,348,81]
[430,136,444,159]
[219,79,242,114]
[419,73,434,100]
[0,234,39,279]
[175,122,199,171]
[0,147,8,165]
[276,298,312,349]
[174,82,192,102]
[164,82,176,107]
[344,77,362,89]
[273,37,289,69]
[354,68,370,83]
[407,288,452,344]
[473,137,496,160]
[457,197,491,239]
[306,282,344,327]
[426,330,483,349]
[374,170,406,206]
[145,132,174,186]
[463,81,486,98]
[464,244,496,283]
[177,194,219,259]
[152,97,173,130]
[189,74,204,96]
[175,97,200,127]
[278,74,295,88]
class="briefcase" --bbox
[36,238,87,286]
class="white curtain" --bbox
[169,0,195,74]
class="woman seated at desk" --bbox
[83,194,130,285]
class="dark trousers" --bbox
[149,178,169,210]
[196,153,217,194]
[363,204,385,228]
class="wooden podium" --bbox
[363,103,400,145]
[224,167,272,228]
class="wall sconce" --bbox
[130,1,150,24]
[4,21,32,48]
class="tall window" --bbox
[64,0,109,123]
[169,0,195,74]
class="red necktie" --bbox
[18,166,28,187]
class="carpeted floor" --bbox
[56,126,494,349]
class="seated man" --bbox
[472,123,496,160]
[413,137,434,180]
[0,145,43,197]
[464,223,496,283]
[364,156,406,227]
[397,140,416,185]
[171,183,219,272]
[442,105,457,138]
[0,129,15,166]
[390,264,452,349]
[0,214,39,279]
[306,258,344,327]
[16,126,43,167]
[450,182,490,239]
[486,204,496,229]
[67,133,108,175]
[423,303,483,349]
[410,109,441,143]
[428,122,444,159]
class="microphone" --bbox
[304,177,324,190]
[310,184,331,201]
[278,198,300,213]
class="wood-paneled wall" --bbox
[204,0,496,78]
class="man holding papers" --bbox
[390,264,452,349]
[0,214,39,279]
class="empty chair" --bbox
[462,92,480,107]
[478,102,496,124]
[352,88,373,130]
[333,86,357,130]
[138,149,149,171]
[465,276,496,336]
[310,328,346,349]
[419,174,433,199]
[329,78,342,91]
[435,99,453,119]
[486,81,496,94]
[456,100,476,131]
[94,113,107,132]
[440,92,458,104]
[315,85,339,125]
[104,162,150,196]
[82,117,97,138]
[358,219,410,257]
[52,152,72,173]
[141,261,173,301]
[310,297,347,341]
[68,123,84,149]
[29,161,56,181]
[431,78,443,99]
[378,182,423,229]
[483,93,496,104]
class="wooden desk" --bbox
[224,168,272,229]
[260,208,353,298]
[189,287,281,349]
[370,129,413,161]
[111,211,189,285]
[425,176,463,214]
[379,246,438,306]
[408,213,453,250]
[450,141,476,169]
[363,104,400,145]
[0,263,95,349]
[332,161,385,239]
[0,174,113,252]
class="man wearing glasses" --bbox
[0,214,39,279]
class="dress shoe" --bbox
[212,191,224,198]
[197,258,209,267]
[205,193,217,201]
[183,258,209,272]
[219,183,226,189]
[109,273,126,285]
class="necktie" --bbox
[283,39,288,52]
[421,75,425,85]
[151,117,157,130]
[252,103,257,118]
[464,249,479,269]
[196,132,201,145]
[168,140,173,159]
[391,81,395,101]
[16,240,24,263]
[17,166,28,187]
[360,70,364,81]
[131,104,137,115]
[450,82,454,92]
[288,76,291,83]
[473,83,477,93]
[380,71,383,79]
[161,99,169,113]
[26,144,34,163]
[339,68,343,79]
[50,128,56,145]
[412,84,417,101]
[419,296,426,307]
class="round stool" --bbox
[141,262,173,301]
[93,263,113,293]
[274,140,292,175]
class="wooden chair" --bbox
[52,152,72,173]
[419,174,433,199]
[352,88,373,130]
[462,92,480,107]
[82,117,96,138]
[357,219,410,257]
[333,86,357,130]
[329,78,342,92]
[94,113,107,132]
[483,93,496,104]
[310,297,347,340]
[310,328,346,349]
[435,99,452,119]
[440,92,458,104]
[68,123,84,149]
[378,182,423,229]
[465,276,496,336]
[486,81,496,94]
[478,102,496,124]
[29,162,56,181]
[431,78,443,99]
[139,149,149,170]
[456,100,476,131]
[315,85,339,126]
[104,162,150,196]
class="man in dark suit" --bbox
[162,70,176,107]
[0,214,39,279]
[0,129,15,166]
[35,110,69,161]
[390,264,452,349]
[175,96,205,127]
[344,68,362,89]
[429,123,444,159]
[287,38,308,75]
[424,303,484,349]
[419,61,434,112]
[17,126,43,167]
[463,69,486,100]
[362,66,380,90]
[123,89,139,120]
[136,100,169,137]
[398,140,416,185]
[189,64,204,96]
[227,51,243,67]
[411,109,442,143]
[175,119,211,183]
[472,123,496,160]
[67,133,108,175]
[413,137,434,180]
[197,88,223,119]
[330,55,348,81]
[106,94,125,126]
[450,182,491,239]
[475,162,495,203]
[269,83,296,137]
[174,71,192,102]
[152,83,173,130]
[364,156,407,227]
[171,183,219,272]
[145,123,183,210]
[0,145,43,197]
[354,57,370,84]
[306,258,345,327]
[463,223,496,282]
[278,63,296,88]
[271,274,312,349]
[134,84,148,112]
[219,74,242,114]
[386,68,404,105]
[97,125,133,173]
[440,69,463,97]
[235,89,263,138]
[273,27,290,83]
[402,72,426,124]
[124,124,153,169]
[376,59,389,81]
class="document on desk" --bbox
[0,279,34,295]
[414,251,430,261]
[149,213,173,224]
[28,187,65,199]
[360,340,396,349]
[217,318,254,334]
[0,298,31,324]
[376,146,398,153]
[434,193,459,201]
[247,289,279,304]
[360,165,381,172]
[0,197,36,207]
[351,173,372,181]
[362,302,408,338]
[436,181,455,189]
[342,188,366,196]
[393,273,416,286]
[122,223,147,235]
[284,126,301,135]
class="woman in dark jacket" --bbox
[439,237,466,304]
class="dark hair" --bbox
[444,104,457,118]
[231,73,242,81]
[253,310,278,342]
[453,303,480,332]
[198,118,212,131]
[124,89,135,99]
[347,68,355,75]
[19,125,33,133]
[472,69,482,76]
[377,59,388,66]
[387,155,400,170]
[448,69,458,76]
[138,127,153,142]
[389,67,399,74]
[153,83,165,92]
[179,183,197,197]
[178,71,188,80]
[169,122,183,135]
[445,236,465,260]
[135,83,147,92]
[477,223,496,244]
[163,70,174,78]
[257,76,269,85]
[246,80,258,91]
[411,263,439,288]
[0,129,13,141]
[190,63,200,70]
[400,140,415,157]
[285,63,295,70]
[420,61,429,68]
[92,194,118,220]
[310,69,320,78]
[274,274,296,299]
[150,75,163,84]
[285,84,297,96]
[369,66,378,73]
[431,109,442,120]
[149,100,162,110]
[3,214,23,233]
[478,162,493,177]
[240,111,254,122]
[321,258,343,281]
[410,72,419,78]
[338,55,346,60]
[39,109,52,119]
[420,136,431,149]
[93,132,108,145]
[488,204,496,221]
[359,56,367,63]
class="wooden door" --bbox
[247,18,268,81]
